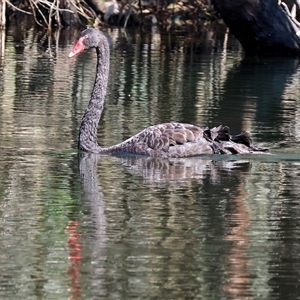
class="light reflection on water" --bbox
[1,26,300,299]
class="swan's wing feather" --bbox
[128,123,212,157]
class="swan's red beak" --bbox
[68,36,86,58]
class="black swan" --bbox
[69,28,268,158]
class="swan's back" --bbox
[106,123,267,157]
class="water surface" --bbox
[1,26,300,299]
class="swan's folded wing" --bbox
[110,123,268,157]
[149,123,203,145]
[133,123,213,157]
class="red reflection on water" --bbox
[66,220,82,300]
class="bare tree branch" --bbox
[5,0,32,15]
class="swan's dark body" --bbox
[69,28,268,158]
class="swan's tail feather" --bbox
[230,131,268,152]
[230,131,252,147]
[216,125,231,141]
[204,125,231,142]
[205,125,268,154]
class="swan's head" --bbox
[68,28,105,58]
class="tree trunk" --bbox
[213,0,300,56]
[0,0,6,27]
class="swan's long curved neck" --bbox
[78,42,110,153]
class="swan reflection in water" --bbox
[79,153,107,241]
[79,153,251,296]
[116,154,252,186]
[78,153,253,200]
[78,153,253,235]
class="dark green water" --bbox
[1,26,300,299]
